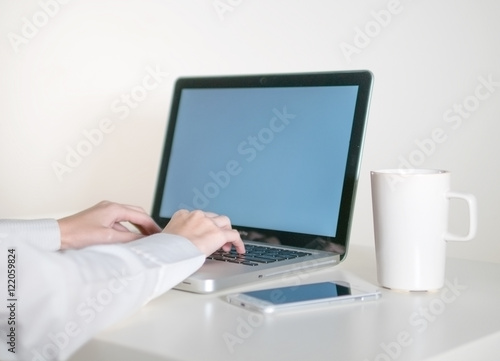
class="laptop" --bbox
[151,70,373,293]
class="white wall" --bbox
[1,0,499,262]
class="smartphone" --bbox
[226,281,381,314]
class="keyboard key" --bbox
[208,244,312,266]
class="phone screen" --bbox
[243,282,351,305]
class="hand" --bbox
[58,201,162,249]
[163,209,245,256]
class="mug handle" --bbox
[445,191,478,242]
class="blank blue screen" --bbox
[160,85,358,237]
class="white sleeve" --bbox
[0,233,206,361]
[0,219,61,251]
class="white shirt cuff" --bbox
[0,219,61,251]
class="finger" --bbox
[209,214,232,230]
[99,202,161,235]
[221,229,245,254]
[114,208,162,235]
[96,200,146,215]
[120,204,148,213]
[112,222,131,233]
[185,210,232,229]
[131,221,162,235]
[115,203,147,214]
[203,211,219,218]
[171,209,190,219]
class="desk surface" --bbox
[69,245,500,361]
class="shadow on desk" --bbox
[70,340,174,361]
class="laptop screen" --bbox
[152,71,372,253]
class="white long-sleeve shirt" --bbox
[0,219,205,361]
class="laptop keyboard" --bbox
[207,244,312,266]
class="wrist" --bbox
[57,217,73,250]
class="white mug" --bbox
[370,169,477,291]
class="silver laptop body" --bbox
[152,70,373,293]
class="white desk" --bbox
[69,245,500,361]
